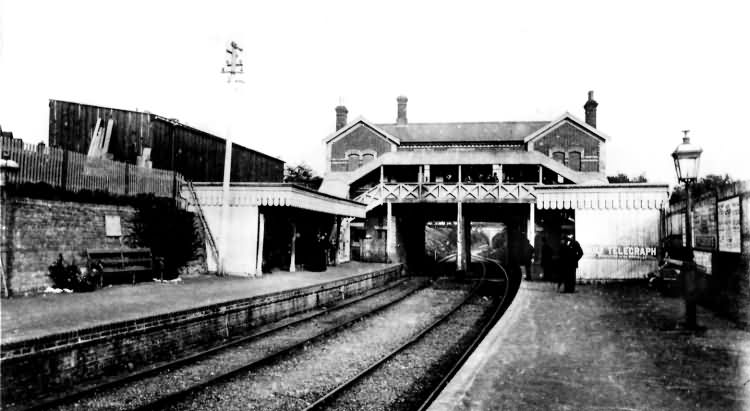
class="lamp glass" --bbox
[671,137,702,182]
[674,155,700,181]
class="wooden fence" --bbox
[1,137,184,198]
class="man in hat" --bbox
[559,233,583,293]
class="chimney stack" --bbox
[583,90,598,128]
[396,95,408,125]
[335,105,348,131]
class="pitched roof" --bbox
[322,117,400,145]
[376,121,549,144]
[524,112,610,143]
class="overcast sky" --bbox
[1,0,748,184]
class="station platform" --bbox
[429,281,750,411]
[0,262,396,344]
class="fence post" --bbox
[170,121,177,200]
[61,148,69,191]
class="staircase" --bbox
[185,181,220,269]
[353,184,384,211]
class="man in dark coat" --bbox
[540,237,553,281]
[522,237,534,281]
[559,233,583,293]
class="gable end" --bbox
[531,121,603,172]
[329,123,396,172]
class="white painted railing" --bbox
[354,182,536,210]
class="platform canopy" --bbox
[189,183,365,218]
[534,183,669,210]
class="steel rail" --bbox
[301,264,496,411]
[17,278,416,411]
[128,279,425,411]
[415,256,511,411]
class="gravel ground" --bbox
[324,294,497,411]
[165,281,475,411]
[50,279,423,411]
[436,282,750,411]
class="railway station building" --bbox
[46,99,365,277]
[185,182,364,276]
[319,92,669,281]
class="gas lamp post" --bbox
[671,130,702,328]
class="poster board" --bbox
[105,215,122,237]
[692,201,717,250]
[694,250,712,275]
[668,211,686,246]
[718,197,741,253]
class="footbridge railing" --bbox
[354,182,536,210]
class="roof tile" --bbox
[377,121,549,143]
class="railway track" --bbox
[24,279,422,411]
[301,257,511,411]
[36,260,514,411]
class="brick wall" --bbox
[330,125,393,172]
[179,213,209,277]
[360,212,388,262]
[1,196,207,296]
[0,265,405,407]
[532,122,601,172]
[3,197,141,295]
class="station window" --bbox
[569,151,581,171]
[347,154,360,171]
[553,151,565,164]
[362,153,375,164]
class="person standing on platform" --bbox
[522,237,534,281]
[560,233,583,293]
[540,237,553,281]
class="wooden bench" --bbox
[86,248,154,287]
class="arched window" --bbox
[552,151,565,164]
[347,153,360,171]
[362,153,375,164]
[568,151,581,171]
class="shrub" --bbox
[48,254,102,292]
[48,254,76,290]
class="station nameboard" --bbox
[718,197,741,253]
[589,245,658,260]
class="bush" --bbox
[48,254,76,290]
[48,254,102,292]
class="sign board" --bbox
[589,245,658,260]
[694,250,712,275]
[693,202,717,250]
[668,212,686,246]
[718,197,741,253]
[105,215,122,237]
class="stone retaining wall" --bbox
[0,196,206,295]
[0,265,404,407]
[2,197,140,294]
